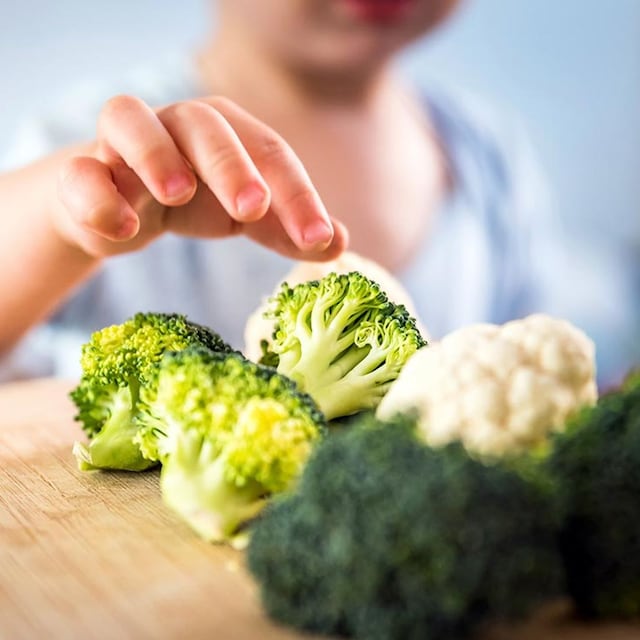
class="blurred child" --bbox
[0,0,601,381]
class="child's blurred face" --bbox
[219,0,461,75]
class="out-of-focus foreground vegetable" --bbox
[547,376,640,619]
[247,412,563,640]
[258,271,427,420]
[377,314,597,457]
[70,312,232,471]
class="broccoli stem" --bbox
[73,386,156,471]
[285,336,392,420]
[160,430,267,543]
[310,374,390,420]
[283,312,363,390]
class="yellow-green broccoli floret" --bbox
[143,347,326,544]
[70,312,232,471]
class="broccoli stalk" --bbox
[160,429,267,543]
[262,272,427,420]
[72,383,152,471]
[70,312,232,471]
[144,347,326,544]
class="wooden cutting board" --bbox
[1,378,639,640]
[0,378,311,640]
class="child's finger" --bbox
[58,156,140,241]
[157,100,271,222]
[243,213,349,262]
[202,97,335,253]
[97,95,197,206]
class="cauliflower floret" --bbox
[243,250,428,362]
[376,314,598,457]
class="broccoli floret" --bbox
[144,347,326,544]
[70,312,232,471]
[261,272,427,420]
[547,381,640,619]
[247,413,562,640]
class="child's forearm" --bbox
[0,146,100,354]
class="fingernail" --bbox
[116,210,139,240]
[236,183,268,219]
[164,174,194,200]
[302,220,333,249]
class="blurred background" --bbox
[1,0,639,384]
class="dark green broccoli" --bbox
[139,347,326,544]
[260,271,427,421]
[547,380,640,619]
[70,312,232,471]
[247,412,562,640]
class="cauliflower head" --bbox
[243,250,428,362]
[377,314,597,457]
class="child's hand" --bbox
[54,95,348,260]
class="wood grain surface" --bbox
[0,379,638,640]
[0,379,310,640]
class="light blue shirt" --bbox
[1,54,635,387]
